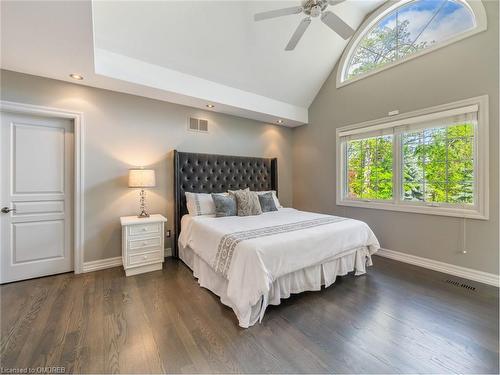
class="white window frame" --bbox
[336,96,489,220]
[336,0,487,88]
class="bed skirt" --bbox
[179,244,374,328]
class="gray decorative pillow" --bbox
[258,192,278,212]
[211,193,237,217]
[230,188,262,216]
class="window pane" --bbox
[347,18,397,79]
[447,181,473,204]
[425,161,446,182]
[345,0,476,81]
[402,131,424,202]
[346,135,393,200]
[347,139,363,199]
[402,122,474,205]
[377,180,393,200]
[448,138,473,161]
[403,182,424,201]
[448,123,474,138]
[397,0,442,58]
[416,0,475,47]
[361,138,378,199]
[425,181,447,202]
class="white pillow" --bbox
[185,192,216,216]
[256,190,282,208]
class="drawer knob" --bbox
[143,255,148,260]
[142,241,147,246]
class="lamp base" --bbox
[137,189,150,218]
[137,210,150,218]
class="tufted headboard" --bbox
[173,150,278,257]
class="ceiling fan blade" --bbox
[285,17,311,51]
[320,10,355,39]
[254,6,303,21]
[328,0,346,5]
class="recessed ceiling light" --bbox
[69,73,84,80]
[206,104,215,108]
[276,119,284,124]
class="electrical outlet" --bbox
[166,230,171,238]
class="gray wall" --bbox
[2,1,498,274]
[1,70,294,262]
[292,0,499,275]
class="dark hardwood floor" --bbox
[1,256,498,374]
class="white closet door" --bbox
[1,111,74,283]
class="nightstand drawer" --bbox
[128,223,161,237]
[128,249,163,266]
[129,236,161,251]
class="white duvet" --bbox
[179,208,380,326]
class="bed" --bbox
[173,150,380,328]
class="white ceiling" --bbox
[1,0,384,126]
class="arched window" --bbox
[337,0,487,87]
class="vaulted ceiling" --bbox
[1,0,385,126]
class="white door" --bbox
[0,111,74,283]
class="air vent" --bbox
[188,117,209,133]
[445,279,476,291]
[198,119,208,132]
[189,117,198,131]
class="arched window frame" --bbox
[336,0,487,88]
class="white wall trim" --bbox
[83,256,122,273]
[336,0,488,88]
[376,248,499,287]
[0,100,85,274]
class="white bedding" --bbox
[179,208,380,327]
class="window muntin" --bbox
[344,0,477,81]
[337,98,487,219]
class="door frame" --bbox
[0,100,85,274]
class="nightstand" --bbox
[120,214,167,276]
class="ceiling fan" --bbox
[254,0,355,51]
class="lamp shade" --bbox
[128,168,156,188]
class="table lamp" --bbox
[128,168,156,218]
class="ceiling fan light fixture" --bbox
[276,119,284,124]
[310,5,322,17]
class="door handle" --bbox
[1,207,15,214]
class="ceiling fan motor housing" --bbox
[303,0,328,17]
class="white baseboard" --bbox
[82,248,173,273]
[82,256,122,273]
[376,248,499,287]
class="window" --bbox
[337,96,488,219]
[337,0,487,87]
[401,119,474,205]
